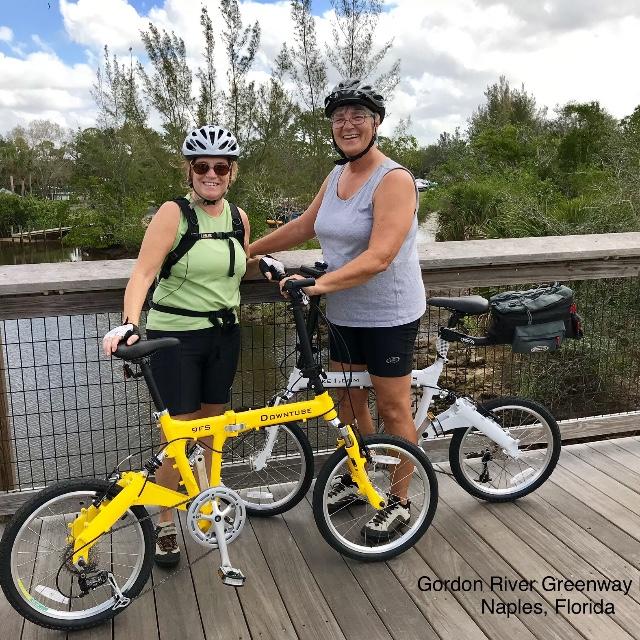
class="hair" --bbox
[183,157,240,190]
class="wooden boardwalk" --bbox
[2,436,640,640]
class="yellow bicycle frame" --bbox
[70,391,385,565]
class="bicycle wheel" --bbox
[0,478,154,631]
[222,422,314,516]
[313,434,438,561]
[449,396,561,502]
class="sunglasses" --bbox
[191,160,231,177]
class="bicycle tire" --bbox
[313,434,438,561]
[0,478,155,631]
[222,421,314,516]
[448,396,561,502]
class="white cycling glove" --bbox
[102,323,140,355]
[259,255,285,281]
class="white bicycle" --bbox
[222,263,561,515]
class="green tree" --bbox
[195,5,219,127]
[328,0,400,94]
[220,0,261,142]
[137,23,195,150]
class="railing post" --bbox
[0,332,15,492]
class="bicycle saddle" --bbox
[427,295,489,315]
[113,337,180,361]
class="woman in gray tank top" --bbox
[250,78,425,540]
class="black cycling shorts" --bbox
[327,319,420,377]
[146,324,240,415]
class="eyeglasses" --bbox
[330,113,372,128]
[191,160,231,176]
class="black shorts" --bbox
[327,319,420,377]
[146,325,241,415]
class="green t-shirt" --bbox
[146,198,246,331]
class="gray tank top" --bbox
[314,158,426,327]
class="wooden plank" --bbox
[386,546,489,640]
[609,437,640,458]
[437,472,632,640]
[537,476,640,569]
[344,558,438,640]
[151,514,205,640]
[3,232,640,299]
[555,450,640,517]
[250,513,346,640]
[415,526,536,640]
[229,518,298,640]
[585,438,640,472]
[427,483,583,640]
[558,415,640,442]
[112,514,159,640]
[562,443,640,494]
[21,518,76,640]
[0,522,25,640]
[176,511,250,640]
[281,497,392,640]
[482,497,640,639]
[514,492,640,608]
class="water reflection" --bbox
[0,241,85,265]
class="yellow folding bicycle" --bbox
[0,277,437,631]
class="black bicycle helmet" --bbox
[324,78,385,123]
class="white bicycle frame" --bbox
[251,337,521,472]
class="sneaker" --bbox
[327,474,366,514]
[360,495,411,542]
[155,521,180,567]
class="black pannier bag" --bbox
[486,283,584,353]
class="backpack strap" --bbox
[158,198,245,281]
[158,197,199,281]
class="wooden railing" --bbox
[1,231,640,513]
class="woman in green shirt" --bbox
[102,125,254,568]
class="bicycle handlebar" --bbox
[283,277,316,292]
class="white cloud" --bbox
[60,0,147,54]
[0,51,95,132]
[0,26,13,43]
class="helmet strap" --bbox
[188,167,223,205]
[332,128,378,166]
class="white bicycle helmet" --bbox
[182,125,240,159]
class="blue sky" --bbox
[2,1,640,143]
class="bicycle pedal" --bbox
[218,565,246,587]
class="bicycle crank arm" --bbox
[435,398,520,458]
[212,507,246,587]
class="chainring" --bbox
[186,486,246,548]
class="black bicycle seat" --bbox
[427,295,489,315]
[113,337,180,361]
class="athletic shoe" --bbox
[326,474,366,513]
[155,521,180,567]
[360,495,411,542]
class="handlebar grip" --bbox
[299,265,326,278]
[283,277,315,292]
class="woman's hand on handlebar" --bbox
[259,255,286,281]
[278,274,320,299]
[102,323,140,356]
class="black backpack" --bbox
[145,197,245,327]
[159,196,245,280]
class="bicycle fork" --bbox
[434,397,521,458]
[333,419,386,509]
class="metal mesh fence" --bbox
[1,276,639,493]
